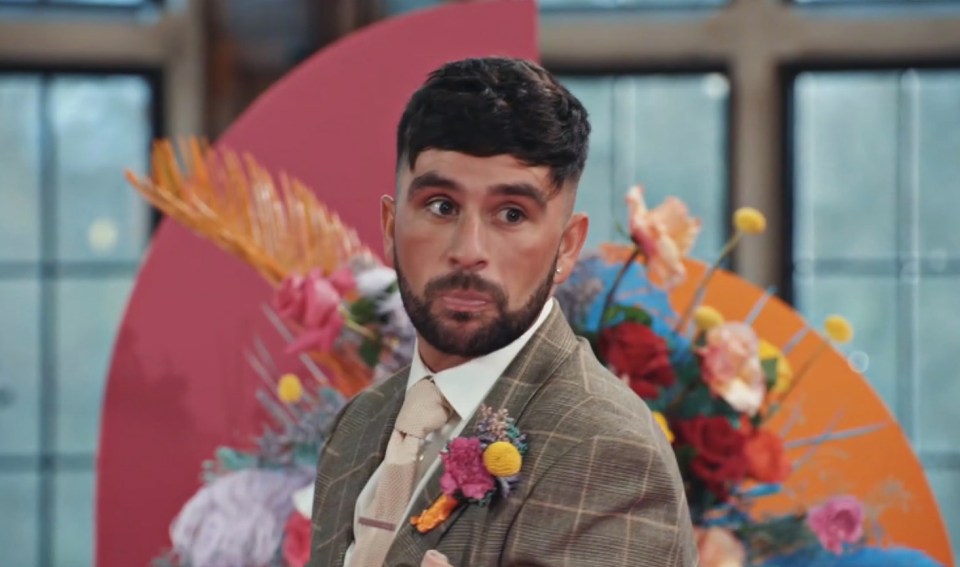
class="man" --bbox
[308,57,697,567]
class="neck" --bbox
[416,340,471,373]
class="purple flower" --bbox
[439,437,494,501]
[807,495,865,554]
[169,467,313,567]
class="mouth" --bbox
[438,290,493,312]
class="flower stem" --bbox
[674,231,742,335]
[599,247,642,333]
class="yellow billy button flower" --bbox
[693,305,724,332]
[277,373,303,404]
[483,441,522,478]
[734,207,767,235]
[824,315,854,343]
[653,412,674,443]
[759,339,793,395]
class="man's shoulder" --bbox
[521,336,662,446]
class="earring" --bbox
[556,267,561,274]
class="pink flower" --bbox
[439,437,494,501]
[274,268,351,354]
[807,495,865,554]
[281,512,312,567]
[697,322,766,416]
[421,550,455,567]
[696,527,746,567]
[625,185,701,289]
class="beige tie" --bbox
[351,378,451,567]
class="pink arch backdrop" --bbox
[96,2,537,565]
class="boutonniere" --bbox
[410,405,528,533]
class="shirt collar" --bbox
[406,298,555,419]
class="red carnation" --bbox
[599,321,676,399]
[675,416,748,500]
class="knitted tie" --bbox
[351,378,451,567]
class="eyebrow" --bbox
[407,171,548,210]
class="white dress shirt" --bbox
[343,298,554,566]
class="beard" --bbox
[394,251,557,358]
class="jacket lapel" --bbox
[312,371,408,566]
[387,305,579,565]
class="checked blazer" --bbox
[307,304,699,567]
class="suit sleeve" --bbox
[502,433,699,567]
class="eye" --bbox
[498,207,527,224]
[426,198,457,217]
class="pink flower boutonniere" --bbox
[410,406,528,534]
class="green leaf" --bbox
[358,337,382,367]
[761,358,779,389]
[601,304,653,326]
[349,297,379,326]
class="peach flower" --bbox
[696,527,746,567]
[625,185,701,289]
[698,322,766,416]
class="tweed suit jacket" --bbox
[307,305,698,567]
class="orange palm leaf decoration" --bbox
[124,137,375,287]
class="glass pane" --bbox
[51,75,151,263]
[916,278,960,453]
[0,471,40,567]
[561,76,617,250]
[793,275,899,415]
[53,470,95,567]
[915,72,960,259]
[0,75,41,263]
[925,468,960,559]
[794,72,900,261]
[55,276,136,454]
[0,280,41,456]
[559,73,728,258]
[616,74,728,259]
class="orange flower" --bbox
[744,429,791,483]
[696,527,746,567]
[625,185,701,289]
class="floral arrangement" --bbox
[552,186,943,567]
[129,140,943,567]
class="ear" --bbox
[380,194,397,267]
[554,212,589,285]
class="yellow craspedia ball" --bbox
[734,207,767,234]
[277,373,303,404]
[483,441,522,478]
[653,412,674,443]
[824,315,854,343]
[759,339,793,395]
[694,305,724,331]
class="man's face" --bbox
[381,149,588,359]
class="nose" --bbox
[447,212,488,272]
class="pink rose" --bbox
[421,550,455,567]
[807,495,864,554]
[696,527,746,567]
[625,185,701,289]
[281,512,312,567]
[697,322,766,416]
[439,437,494,501]
[274,274,307,321]
[274,269,347,354]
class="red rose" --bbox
[676,416,748,500]
[599,321,676,399]
[282,512,312,567]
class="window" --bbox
[558,73,730,255]
[0,70,156,566]
[791,69,960,544]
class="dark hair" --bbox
[396,57,591,190]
